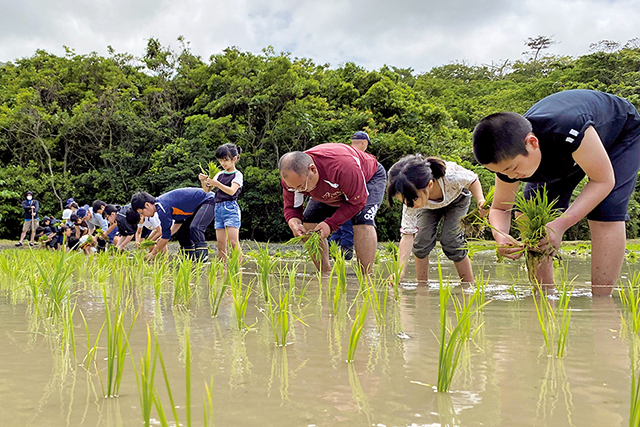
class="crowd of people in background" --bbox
[13,90,640,297]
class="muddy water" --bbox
[0,252,638,426]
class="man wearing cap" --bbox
[16,191,39,247]
[328,131,371,260]
[279,141,386,273]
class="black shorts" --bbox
[116,214,136,237]
[303,163,386,227]
[524,131,640,222]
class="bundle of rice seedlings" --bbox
[286,231,322,262]
[138,239,157,250]
[79,234,94,249]
[199,161,221,179]
[458,186,494,239]
[513,189,562,284]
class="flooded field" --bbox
[0,247,638,426]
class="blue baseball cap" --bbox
[351,131,370,142]
[65,198,75,207]
[76,208,87,219]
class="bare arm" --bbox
[489,176,521,259]
[551,126,615,232]
[468,179,486,210]
[397,233,415,280]
[207,177,240,196]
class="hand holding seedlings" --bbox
[537,221,563,257]
[287,218,307,237]
[313,221,331,239]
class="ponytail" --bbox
[426,156,446,179]
[386,154,446,208]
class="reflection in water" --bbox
[347,364,372,425]
[173,307,192,363]
[268,347,290,402]
[327,300,347,368]
[228,329,252,389]
[437,392,457,427]
[536,358,574,426]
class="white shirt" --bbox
[400,161,477,235]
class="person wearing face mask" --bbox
[17,191,40,247]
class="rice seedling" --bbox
[383,242,404,301]
[513,189,562,284]
[138,239,157,250]
[200,161,221,179]
[30,247,78,319]
[255,242,278,302]
[173,258,194,308]
[436,260,488,392]
[531,280,574,358]
[131,325,157,427]
[629,335,640,427]
[286,231,323,266]
[151,256,168,300]
[203,377,214,427]
[358,267,389,327]
[458,186,494,238]
[227,243,254,329]
[80,310,104,369]
[207,258,227,317]
[347,295,369,363]
[99,286,138,398]
[620,271,640,334]
[263,283,307,346]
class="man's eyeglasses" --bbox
[287,173,310,193]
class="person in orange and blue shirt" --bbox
[131,180,214,261]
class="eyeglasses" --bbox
[287,173,310,193]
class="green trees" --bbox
[0,40,639,241]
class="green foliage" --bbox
[1,42,640,240]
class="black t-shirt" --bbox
[497,90,640,184]
[213,171,243,203]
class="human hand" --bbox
[314,221,331,239]
[477,199,488,218]
[496,235,522,260]
[288,218,306,237]
[538,220,564,257]
[206,178,219,188]
[198,173,208,183]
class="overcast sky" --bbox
[1,0,639,73]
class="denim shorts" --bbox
[214,200,241,229]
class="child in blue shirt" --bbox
[203,143,243,262]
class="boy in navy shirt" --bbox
[131,177,214,261]
[473,89,640,296]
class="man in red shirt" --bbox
[280,143,386,272]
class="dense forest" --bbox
[1,37,639,242]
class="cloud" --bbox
[1,0,639,72]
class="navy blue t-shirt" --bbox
[213,170,243,203]
[498,90,640,184]
[156,188,215,239]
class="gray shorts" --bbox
[413,190,471,261]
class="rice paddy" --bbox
[0,243,639,425]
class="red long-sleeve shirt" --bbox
[282,143,379,231]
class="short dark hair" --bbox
[126,208,141,225]
[473,112,532,165]
[216,143,242,160]
[69,202,79,210]
[92,200,107,213]
[103,204,118,217]
[70,213,80,223]
[278,151,312,176]
[386,154,446,208]
[131,191,155,211]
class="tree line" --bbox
[1,37,639,242]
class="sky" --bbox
[1,0,639,73]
